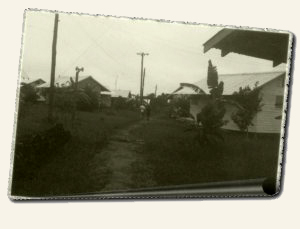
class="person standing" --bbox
[139,104,146,119]
[145,103,151,121]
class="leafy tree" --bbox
[231,83,263,135]
[207,60,218,89]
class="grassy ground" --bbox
[11,103,140,196]
[130,116,280,188]
[11,103,281,196]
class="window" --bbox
[275,95,284,108]
[277,76,285,87]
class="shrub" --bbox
[197,100,227,145]
[76,86,99,111]
[20,84,38,103]
[169,96,191,118]
[231,84,263,135]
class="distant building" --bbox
[21,78,46,88]
[38,75,110,91]
[20,78,47,102]
[172,71,286,133]
[111,90,131,98]
[37,75,111,106]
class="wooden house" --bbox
[172,71,286,133]
[37,75,111,106]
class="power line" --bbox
[60,19,114,76]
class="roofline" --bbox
[175,71,286,95]
[37,75,111,92]
[255,72,286,90]
[203,29,235,53]
[80,76,110,92]
[218,71,286,77]
[21,78,46,84]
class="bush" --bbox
[169,96,190,118]
[76,86,99,111]
[12,124,71,183]
[111,97,128,110]
[231,84,263,134]
[197,100,227,145]
[20,84,38,103]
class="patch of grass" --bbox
[11,104,140,196]
[130,117,280,188]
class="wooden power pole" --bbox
[137,52,149,104]
[48,13,59,122]
[142,67,146,98]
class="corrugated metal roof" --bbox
[37,75,90,88]
[100,91,112,95]
[21,78,45,85]
[174,71,285,96]
[111,90,131,98]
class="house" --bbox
[172,71,286,133]
[38,75,110,91]
[37,75,111,106]
[20,78,47,102]
[111,90,131,98]
[110,89,132,107]
[21,78,46,88]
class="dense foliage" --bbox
[169,96,191,118]
[197,60,226,145]
[231,83,263,134]
[20,84,38,103]
[76,86,99,111]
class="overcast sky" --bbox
[20,10,286,95]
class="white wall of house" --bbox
[189,75,285,133]
[255,75,285,133]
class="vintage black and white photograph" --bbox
[9,10,292,199]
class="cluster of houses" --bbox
[21,29,289,135]
[20,75,132,108]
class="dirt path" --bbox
[88,121,147,192]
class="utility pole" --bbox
[154,84,157,97]
[142,67,146,98]
[75,66,84,91]
[137,52,149,104]
[115,75,119,90]
[48,13,59,123]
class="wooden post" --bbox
[142,67,146,99]
[48,13,59,123]
[137,52,149,104]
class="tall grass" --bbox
[130,117,280,188]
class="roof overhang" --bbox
[203,29,290,67]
